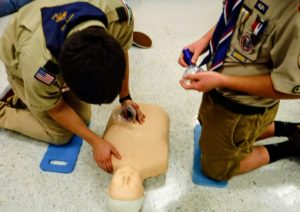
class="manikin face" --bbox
[109,166,144,200]
[108,166,144,212]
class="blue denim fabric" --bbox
[0,0,32,17]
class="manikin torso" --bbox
[103,104,169,211]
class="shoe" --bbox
[288,124,300,149]
[0,85,26,109]
[0,85,13,101]
[132,31,152,49]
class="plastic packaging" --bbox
[182,49,203,82]
[113,105,137,122]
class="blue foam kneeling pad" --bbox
[192,124,228,188]
[40,134,83,174]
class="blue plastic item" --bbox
[40,134,83,173]
[192,124,228,188]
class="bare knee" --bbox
[239,146,269,174]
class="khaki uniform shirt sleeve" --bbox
[106,0,134,51]
[270,9,300,95]
[72,0,134,50]
[0,2,64,112]
[18,22,63,111]
[109,20,134,51]
[25,75,62,111]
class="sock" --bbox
[274,121,300,137]
[265,141,299,163]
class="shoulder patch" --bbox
[34,67,56,85]
[44,60,60,75]
[116,7,128,23]
[118,0,133,26]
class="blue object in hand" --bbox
[192,124,228,188]
[40,134,83,174]
[182,48,193,65]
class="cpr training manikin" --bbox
[103,104,169,212]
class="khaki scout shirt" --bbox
[218,0,300,107]
[0,0,134,112]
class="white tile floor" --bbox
[1,0,300,211]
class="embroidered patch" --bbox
[41,2,108,58]
[240,33,254,53]
[255,0,269,14]
[116,7,128,23]
[292,86,300,94]
[34,67,56,85]
[43,60,60,75]
[231,50,247,63]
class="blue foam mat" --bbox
[40,134,83,174]
[192,124,228,188]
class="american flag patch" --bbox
[34,67,56,85]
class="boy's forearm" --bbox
[196,26,216,49]
[119,51,130,98]
[221,74,300,99]
[203,26,216,44]
[48,99,100,147]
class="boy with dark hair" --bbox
[59,27,126,104]
[0,0,145,173]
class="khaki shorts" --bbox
[198,92,279,180]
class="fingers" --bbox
[178,53,188,67]
[183,72,200,81]
[191,50,201,64]
[136,109,146,124]
[93,140,121,173]
[105,161,113,173]
[123,101,146,124]
[97,155,116,173]
[179,79,195,90]
[111,145,121,160]
[98,161,112,173]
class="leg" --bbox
[0,101,68,143]
[0,89,91,144]
[238,104,300,174]
[198,93,279,180]
[239,146,269,174]
[2,70,91,144]
[257,122,274,140]
[198,93,248,180]
[255,120,300,166]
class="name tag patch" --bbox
[255,0,269,14]
[231,50,247,63]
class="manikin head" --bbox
[104,104,170,211]
[108,166,144,212]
